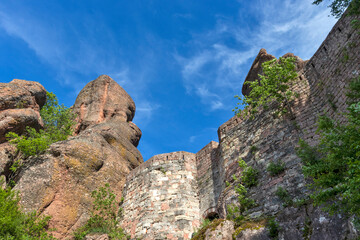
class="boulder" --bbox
[72,75,136,134]
[241,49,275,97]
[241,49,306,97]
[0,79,46,143]
[0,79,46,111]
[13,75,143,239]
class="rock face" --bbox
[241,49,275,97]
[72,75,137,136]
[7,75,143,239]
[0,79,47,181]
[0,79,46,143]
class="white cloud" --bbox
[0,3,161,122]
[134,101,160,126]
[177,0,337,111]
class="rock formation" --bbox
[0,79,47,181]
[0,75,143,239]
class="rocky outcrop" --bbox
[241,49,275,97]
[0,79,47,182]
[0,79,46,143]
[72,75,137,136]
[241,49,307,97]
[8,75,143,239]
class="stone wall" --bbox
[195,141,221,218]
[213,12,360,239]
[120,151,201,240]
[298,13,360,146]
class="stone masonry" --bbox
[120,12,359,239]
[120,152,201,240]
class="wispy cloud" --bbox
[177,0,337,111]
[0,2,161,123]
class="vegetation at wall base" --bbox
[0,180,55,240]
[191,219,224,240]
[6,92,75,158]
[74,183,128,240]
[234,57,299,119]
[296,77,360,228]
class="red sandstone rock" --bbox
[85,233,109,240]
[13,76,143,239]
[0,79,46,111]
[0,108,43,143]
[241,49,275,96]
[0,79,46,143]
[72,75,136,134]
[241,49,306,97]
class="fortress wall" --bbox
[119,12,359,240]
[212,13,359,239]
[297,13,360,146]
[216,107,304,219]
[195,141,221,218]
[120,151,201,240]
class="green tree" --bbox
[234,57,299,118]
[7,92,75,157]
[74,183,128,240]
[296,77,360,225]
[0,180,55,239]
[312,0,360,18]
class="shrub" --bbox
[238,159,259,187]
[234,57,299,118]
[6,92,75,157]
[0,180,55,239]
[296,77,360,221]
[74,183,128,240]
[267,161,285,176]
[267,218,280,239]
[275,187,293,206]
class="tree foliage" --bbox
[234,57,299,118]
[0,180,55,239]
[74,183,128,239]
[6,92,75,157]
[297,77,360,222]
[313,0,360,18]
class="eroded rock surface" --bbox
[12,75,143,239]
[204,220,234,240]
[72,75,136,135]
[0,79,47,181]
[0,79,46,143]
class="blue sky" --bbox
[0,0,337,160]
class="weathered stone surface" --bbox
[12,75,143,239]
[120,152,200,240]
[0,79,46,111]
[0,108,43,143]
[84,233,109,240]
[0,143,16,175]
[204,220,234,240]
[0,79,46,143]
[72,75,136,134]
[234,227,269,240]
[241,49,275,97]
